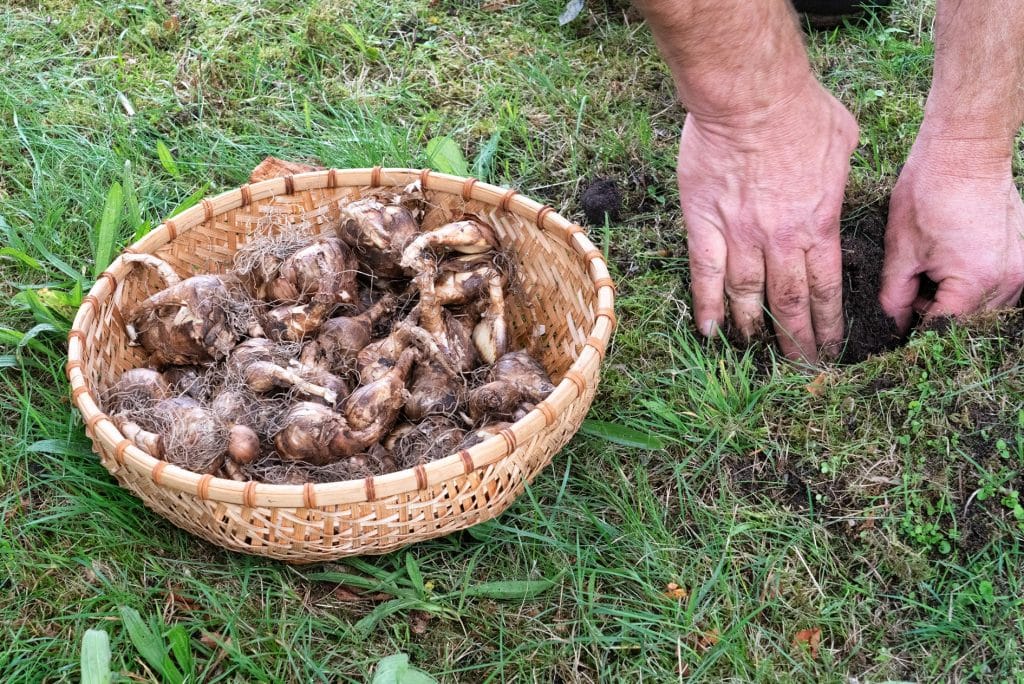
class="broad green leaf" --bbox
[36,287,81,318]
[425,137,470,176]
[372,653,440,684]
[580,419,666,450]
[28,439,91,456]
[0,247,42,270]
[471,131,501,180]
[166,624,195,674]
[119,606,184,684]
[340,22,380,61]
[304,568,416,599]
[461,578,556,600]
[0,326,48,353]
[355,598,421,636]
[559,0,585,25]
[132,219,153,242]
[156,140,180,179]
[355,598,453,636]
[169,185,209,218]
[80,629,112,684]
[405,553,425,594]
[13,288,76,324]
[18,323,59,349]
[0,355,17,368]
[93,182,122,278]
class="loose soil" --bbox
[838,205,904,363]
[703,205,905,365]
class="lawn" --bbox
[2,0,1023,681]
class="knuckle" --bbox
[770,227,802,251]
[878,290,907,315]
[770,287,809,318]
[809,279,842,305]
[690,259,725,279]
[726,282,763,300]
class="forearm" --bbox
[633,0,814,125]
[915,0,1024,175]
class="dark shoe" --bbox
[792,0,892,29]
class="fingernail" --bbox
[700,319,718,337]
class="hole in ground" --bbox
[838,203,903,363]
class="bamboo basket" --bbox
[67,167,616,563]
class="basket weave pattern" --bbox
[67,168,615,562]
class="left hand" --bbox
[880,143,1024,331]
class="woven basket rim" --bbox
[67,167,616,507]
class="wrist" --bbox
[682,69,819,132]
[684,77,852,152]
[907,119,1014,181]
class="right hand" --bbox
[677,78,859,362]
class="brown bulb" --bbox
[337,198,421,278]
[127,274,242,366]
[227,424,260,465]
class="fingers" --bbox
[879,255,919,333]
[805,236,845,358]
[765,251,817,363]
[928,277,988,319]
[724,243,766,341]
[686,220,728,337]
[880,201,922,332]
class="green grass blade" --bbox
[122,160,142,234]
[168,185,208,218]
[339,23,380,61]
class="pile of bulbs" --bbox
[104,184,554,485]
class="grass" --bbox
[2,0,1024,681]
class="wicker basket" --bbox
[67,167,615,563]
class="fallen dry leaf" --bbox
[199,631,229,650]
[332,585,392,603]
[793,626,822,659]
[409,610,432,635]
[806,372,827,397]
[664,582,689,601]
[200,631,233,673]
[164,588,203,617]
[759,572,779,602]
[249,156,324,183]
[693,629,719,652]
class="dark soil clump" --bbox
[839,207,904,363]
[580,178,622,226]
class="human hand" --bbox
[880,136,1024,331]
[678,79,859,362]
